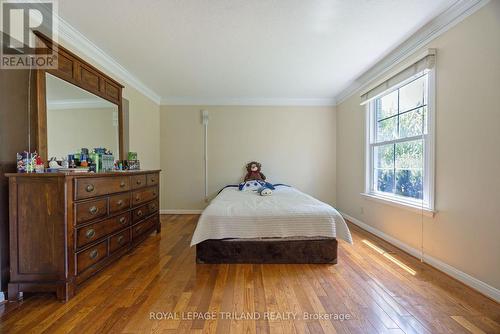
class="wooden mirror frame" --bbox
[33,31,125,162]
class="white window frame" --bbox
[363,68,436,214]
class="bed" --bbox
[191,185,353,264]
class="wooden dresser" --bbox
[6,170,160,301]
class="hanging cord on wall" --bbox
[420,147,425,263]
[202,110,209,201]
[204,121,208,199]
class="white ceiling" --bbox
[57,0,457,105]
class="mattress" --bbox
[190,186,353,246]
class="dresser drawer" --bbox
[147,199,159,214]
[109,193,130,214]
[75,198,107,224]
[132,215,158,239]
[76,213,131,248]
[131,204,148,223]
[132,186,158,206]
[147,173,159,186]
[76,240,108,274]
[75,176,130,200]
[131,174,147,189]
[109,229,130,253]
[131,199,158,223]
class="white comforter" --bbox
[190,186,353,246]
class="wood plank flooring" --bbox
[0,214,499,333]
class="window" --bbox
[365,67,435,211]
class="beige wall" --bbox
[47,107,119,159]
[160,106,337,210]
[336,1,500,290]
[123,86,161,170]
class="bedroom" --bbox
[0,0,499,333]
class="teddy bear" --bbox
[241,161,274,196]
[244,161,266,182]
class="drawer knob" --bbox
[117,235,125,244]
[119,216,127,224]
[153,191,157,196]
[117,200,124,207]
[86,184,95,192]
[89,206,99,215]
[151,178,155,183]
[89,249,99,260]
[137,210,143,217]
[135,195,140,201]
[85,228,96,239]
[136,179,142,185]
[150,204,156,211]
[120,181,126,188]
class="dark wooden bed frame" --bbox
[196,238,338,264]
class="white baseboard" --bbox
[160,209,203,214]
[342,212,423,260]
[341,212,500,303]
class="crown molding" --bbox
[47,98,115,110]
[334,0,490,105]
[160,97,336,107]
[37,0,488,108]
[38,4,161,105]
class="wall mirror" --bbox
[45,73,120,160]
[33,31,124,163]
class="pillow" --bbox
[239,180,265,192]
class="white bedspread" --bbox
[190,186,353,246]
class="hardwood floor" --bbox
[1,214,499,333]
